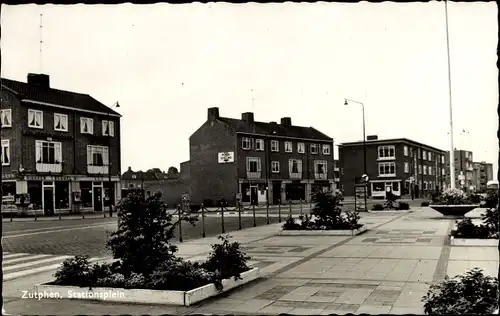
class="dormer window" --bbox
[81,117,94,135]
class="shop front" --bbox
[370,180,402,198]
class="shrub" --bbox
[384,191,398,210]
[202,235,251,283]
[282,216,302,230]
[484,190,499,209]
[422,268,498,314]
[53,256,93,287]
[148,259,216,291]
[372,204,384,211]
[452,218,490,239]
[421,201,430,207]
[433,188,476,205]
[398,202,410,210]
[481,205,499,238]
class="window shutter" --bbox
[87,146,93,165]
[109,121,114,137]
[55,142,62,163]
[257,158,261,172]
[35,141,42,163]
[298,160,303,173]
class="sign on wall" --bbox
[218,152,234,163]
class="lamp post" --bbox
[107,102,120,217]
[444,0,456,189]
[344,98,367,212]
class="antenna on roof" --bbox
[251,88,255,111]
[39,13,44,73]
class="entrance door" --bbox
[93,187,103,212]
[250,186,258,205]
[43,188,54,215]
[272,182,281,205]
[385,183,393,198]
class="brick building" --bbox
[339,136,446,198]
[120,166,189,207]
[189,107,335,206]
[472,161,494,192]
[1,73,121,215]
[444,150,474,191]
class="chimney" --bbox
[242,112,254,123]
[27,73,50,88]
[128,166,132,171]
[207,107,219,121]
[280,117,292,126]
[367,135,378,141]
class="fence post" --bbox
[201,203,206,238]
[252,204,256,227]
[81,205,85,219]
[178,205,183,242]
[58,203,62,220]
[266,200,270,225]
[238,202,242,230]
[221,202,225,234]
[278,199,281,223]
[289,200,292,218]
[34,209,37,221]
[300,199,303,216]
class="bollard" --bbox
[252,204,256,227]
[266,201,270,225]
[201,203,206,238]
[300,199,303,216]
[34,209,37,221]
[289,200,292,218]
[178,205,183,242]
[81,205,85,219]
[10,209,13,222]
[238,202,242,230]
[278,199,281,223]
[221,202,225,234]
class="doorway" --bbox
[43,187,54,215]
[250,186,258,205]
[272,182,282,205]
[93,187,103,212]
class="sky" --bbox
[1,2,498,178]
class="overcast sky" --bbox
[1,2,498,178]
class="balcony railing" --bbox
[314,173,327,180]
[289,172,302,179]
[36,163,62,173]
[334,177,340,182]
[88,165,109,175]
[246,171,261,179]
[334,167,340,172]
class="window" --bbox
[54,113,68,132]
[392,182,399,192]
[1,109,12,127]
[87,145,109,166]
[429,167,433,176]
[285,141,293,153]
[1,139,10,165]
[310,144,318,154]
[102,120,115,137]
[242,137,253,150]
[404,162,409,173]
[424,181,428,190]
[255,139,264,151]
[297,143,305,154]
[418,148,421,158]
[28,109,43,129]
[289,159,303,175]
[423,166,427,175]
[378,162,396,176]
[35,140,62,164]
[409,147,413,156]
[404,146,408,156]
[322,145,331,155]
[441,156,445,164]
[378,145,395,159]
[246,157,261,173]
[271,140,279,152]
[80,117,94,134]
[314,160,328,179]
[271,161,280,173]
[428,152,432,161]
[418,165,422,174]
[423,151,427,160]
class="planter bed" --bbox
[429,204,479,217]
[278,225,367,236]
[450,236,498,247]
[33,267,260,307]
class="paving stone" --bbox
[229,299,274,313]
[356,304,392,313]
[416,238,432,243]
[362,237,378,242]
[307,295,338,303]
[291,307,326,315]
[258,305,295,314]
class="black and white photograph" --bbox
[1,1,499,315]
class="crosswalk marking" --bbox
[2,252,111,281]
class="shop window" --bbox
[55,181,70,209]
[27,181,42,210]
[81,181,93,208]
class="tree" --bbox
[167,166,179,176]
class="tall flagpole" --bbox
[445,0,456,189]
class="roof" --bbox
[1,77,120,117]
[218,117,333,141]
[122,168,180,181]
[339,138,446,153]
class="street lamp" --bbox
[444,0,456,189]
[344,98,367,212]
[107,101,120,217]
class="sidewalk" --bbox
[4,207,497,315]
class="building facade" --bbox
[444,150,474,191]
[1,73,122,215]
[333,159,341,194]
[472,161,494,192]
[339,136,446,198]
[189,107,335,206]
[120,166,189,207]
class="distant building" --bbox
[189,107,336,206]
[1,73,122,215]
[472,161,494,192]
[121,166,189,207]
[444,150,474,191]
[339,136,446,198]
[333,159,341,194]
